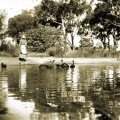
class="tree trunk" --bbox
[71,33,74,50]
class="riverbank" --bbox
[0,57,120,65]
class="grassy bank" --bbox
[0,45,117,58]
[27,48,117,58]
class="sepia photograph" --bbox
[0,0,120,120]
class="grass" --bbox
[27,52,49,57]
[0,45,117,58]
[0,51,11,57]
[0,44,19,57]
[62,48,117,58]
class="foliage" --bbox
[64,48,117,58]
[26,24,62,52]
[7,10,35,37]
[83,0,120,49]
[0,42,19,57]
[27,52,49,57]
[0,51,11,57]
[46,46,67,57]
[0,10,6,32]
[34,0,89,25]
[34,0,59,27]
[80,37,93,48]
[46,47,56,56]
[34,0,92,50]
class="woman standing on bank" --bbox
[19,34,27,62]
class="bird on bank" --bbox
[19,58,26,62]
[70,60,75,68]
[1,63,7,69]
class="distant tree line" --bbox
[0,0,119,52]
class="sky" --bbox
[0,0,41,24]
[0,0,98,25]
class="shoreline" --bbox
[0,57,120,65]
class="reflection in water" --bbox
[0,66,35,120]
[0,71,8,112]
[19,66,27,98]
[1,64,120,119]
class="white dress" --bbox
[19,39,27,60]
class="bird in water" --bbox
[39,60,55,69]
[56,60,63,68]
[39,62,50,68]
[47,60,55,68]
[70,60,75,68]
[1,63,7,69]
[61,60,69,69]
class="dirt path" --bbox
[0,57,120,65]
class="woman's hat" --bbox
[21,35,26,39]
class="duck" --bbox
[70,60,75,68]
[1,63,7,69]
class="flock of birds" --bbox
[39,60,75,69]
[1,60,75,70]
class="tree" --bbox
[26,24,62,52]
[0,10,6,33]
[83,0,120,49]
[7,10,35,37]
[34,0,59,27]
[34,0,93,50]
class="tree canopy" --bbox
[7,10,35,37]
[82,0,120,49]
[34,0,93,50]
[6,0,120,52]
[0,10,6,32]
[26,24,62,52]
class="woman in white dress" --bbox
[19,34,27,61]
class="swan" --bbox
[39,60,55,68]
[39,62,50,68]
[47,60,55,68]
[1,63,7,69]
[70,60,75,68]
[56,60,63,68]
[19,58,26,62]
[61,60,69,69]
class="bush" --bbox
[7,44,19,57]
[47,47,56,56]
[26,25,62,52]
[0,51,11,57]
[46,46,67,57]
[64,48,117,58]
[0,42,19,57]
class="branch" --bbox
[52,20,62,25]
[107,13,120,19]
[109,22,120,28]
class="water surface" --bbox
[0,63,120,120]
